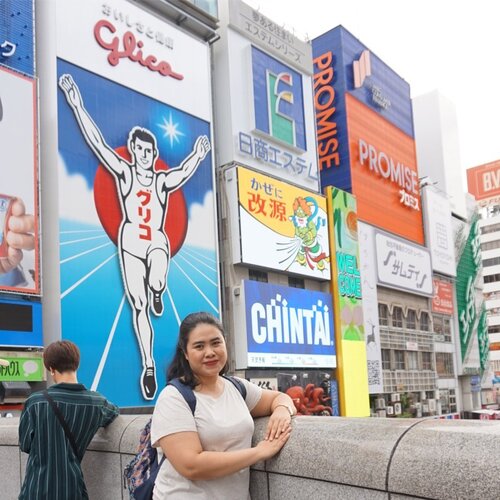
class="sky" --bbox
[244,0,500,180]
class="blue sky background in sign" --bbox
[245,0,500,186]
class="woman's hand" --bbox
[256,426,291,460]
[265,405,293,441]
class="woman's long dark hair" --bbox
[166,312,229,388]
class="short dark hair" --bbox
[129,127,156,148]
[167,312,228,388]
[43,340,80,373]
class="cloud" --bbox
[58,153,100,226]
[185,191,217,250]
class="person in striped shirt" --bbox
[18,340,119,500]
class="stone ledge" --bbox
[1,415,499,500]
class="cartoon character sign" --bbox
[233,166,330,280]
[57,61,217,406]
[289,196,328,271]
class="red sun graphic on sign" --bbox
[93,146,188,256]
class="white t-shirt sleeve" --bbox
[235,377,262,411]
[151,385,197,447]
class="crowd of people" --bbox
[17,312,296,499]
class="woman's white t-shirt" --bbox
[151,377,262,500]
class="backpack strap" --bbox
[167,376,247,415]
[222,375,247,400]
[167,378,197,414]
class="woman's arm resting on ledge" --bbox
[159,428,290,481]
[251,389,296,441]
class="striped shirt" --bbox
[18,383,119,500]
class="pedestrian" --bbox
[151,311,296,499]
[18,340,119,500]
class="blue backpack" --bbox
[123,376,246,500]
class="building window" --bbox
[378,303,389,326]
[420,312,430,331]
[435,352,454,377]
[433,314,451,342]
[392,307,403,328]
[407,351,418,370]
[443,317,451,342]
[481,240,500,252]
[249,269,268,283]
[488,325,500,334]
[481,222,500,234]
[483,256,500,267]
[422,351,433,370]
[406,309,416,330]
[394,350,405,370]
[484,273,500,283]
[288,276,305,289]
[381,349,391,370]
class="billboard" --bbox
[455,214,482,361]
[0,0,35,76]
[0,354,44,382]
[234,280,336,369]
[56,0,217,406]
[432,279,454,315]
[213,1,319,190]
[312,25,414,193]
[467,160,500,204]
[375,230,433,296]
[327,187,369,416]
[422,189,456,276]
[347,95,424,244]
[225,165,330,280]
[357,221,383,393]
[0,66,39,294]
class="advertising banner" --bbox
[423,189,456,276]
[375,230,433,296]
[357,221,383,394]
[0,0,35,76]
[477,305,489,372]
[467,160,500,204]
[227,0,311,74]
[455,214,482,361]
[0,355,44,382]
[432,279,454,315]
[312,26,414,193]
[347,95,424,244]
[327,187,369,416]
[236,280,335,369]
[0,66,39,294]
[214,4,319,191]
[56,0,218,406]
[228,165,330,280]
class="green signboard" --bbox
[455,216,481,361]
[0,357,44,382]
[332,188,363,341]
[477,305,489,372]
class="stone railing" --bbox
[1,415,499,499]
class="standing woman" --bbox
[151,312,296,499]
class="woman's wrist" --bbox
[273,403,295,417]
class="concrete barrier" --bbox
[1,415,499,499]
